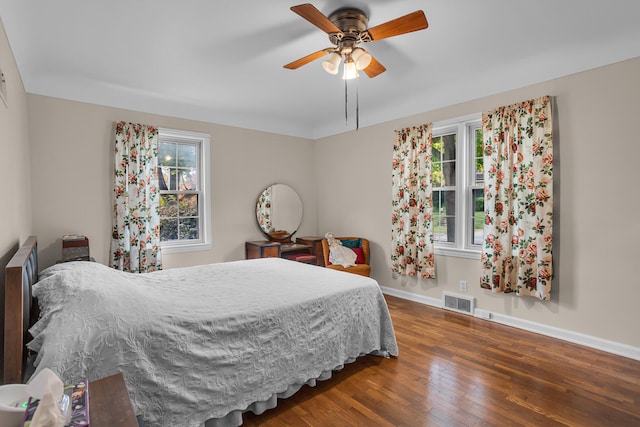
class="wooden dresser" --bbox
[245,240,281,259]
[245,241,313,261]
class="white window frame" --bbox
[432,113,483,259]
[158,128,212,254]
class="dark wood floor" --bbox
[243,295,640,426]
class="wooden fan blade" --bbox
[284,50,328,70]
[362,55,386,78]
[291,3,341,34]
[365,10,428,41]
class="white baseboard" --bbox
[380,286,640,362]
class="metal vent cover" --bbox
[443,292,475,315]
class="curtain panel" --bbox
[110,121,163,273]
[481,96,553,300]
[391,124,435,278]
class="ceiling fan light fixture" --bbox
[322,52,342,75]
[351,47,371,70]
[342,57,358,80]
[286,4,429,80]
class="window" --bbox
[431,113,483,258]
[157,128,211,253]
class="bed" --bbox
[3,236,398,426]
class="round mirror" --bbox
[255,184,303,242]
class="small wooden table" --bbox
[296,236,325,266]
[89,373,138,427]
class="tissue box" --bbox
[21,379,89,427]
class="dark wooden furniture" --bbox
[90,373,138,427]
[245,240,281,259]
[280,243,312,260]
[295,236,325,266]
[3,235,38,385]
[245,241,312,260]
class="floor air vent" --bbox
[443,292,475,315]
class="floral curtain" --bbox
[391,124,435,278]
[480,96,553,300]
[110,121,163,273]
[256,186,273,232]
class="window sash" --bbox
[432,114,482,258]
[158,128,211,253]
[466,123,484,249]
[468,185,484,247]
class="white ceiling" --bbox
[2,1,640,139]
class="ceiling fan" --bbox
[284,3,429,79]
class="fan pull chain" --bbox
[344,78,360,130]
[344,78,348,126]
[356,78,359,131]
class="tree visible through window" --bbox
[432,114,483,255]
[432,133,456,243]
[471,128,484,246]
[156,129,211,251]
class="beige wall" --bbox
[27,96,316,269]
[0,20,32,269]
[314,57,640,350]
[0,18,32,370]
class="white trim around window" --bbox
[158,128,212,254]
[432,113,483,259]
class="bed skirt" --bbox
[206,351,390,427]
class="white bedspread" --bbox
[28,258,398,426]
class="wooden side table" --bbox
[89,373,138,427]
[296,236,325,266]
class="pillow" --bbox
[352,247,365,264]
[341,238,362,248]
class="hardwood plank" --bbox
[243,295,640,426]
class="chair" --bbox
[321,237,371,277]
